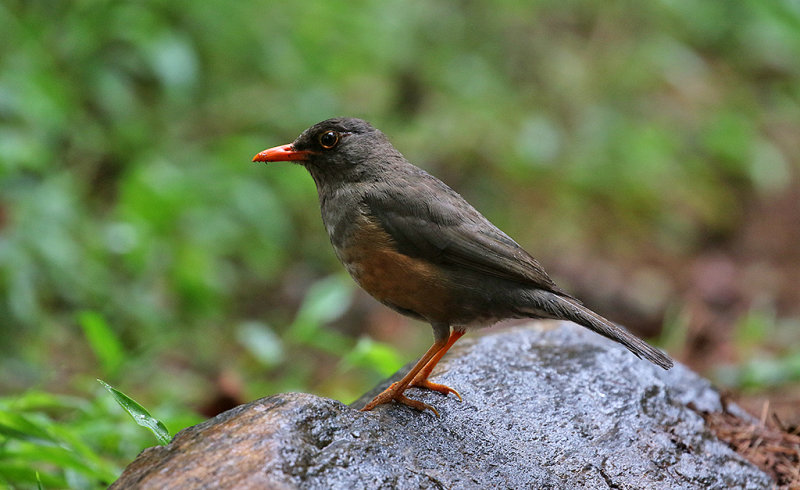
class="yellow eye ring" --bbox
[319,131,340,149]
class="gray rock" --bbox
[111,322,772,489]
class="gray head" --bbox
[253,117,406,185]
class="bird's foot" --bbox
[360,381,440,416]
[409,378,462,401]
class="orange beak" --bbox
[252,144,313,163]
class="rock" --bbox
[111,322,772,489]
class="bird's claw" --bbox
[360,376,461,416]
[360,383,440,416]
[410,379,462,401]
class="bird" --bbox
[253,117,673,416]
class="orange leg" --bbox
[361,336,448,415]
[408,329,465,400]
[360,329,465,416]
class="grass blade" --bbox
[97,380,171,445]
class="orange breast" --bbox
[336,218,454,323]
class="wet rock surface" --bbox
[111,322,772,489]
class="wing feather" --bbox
[362,177,569,296]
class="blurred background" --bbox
[1,0,799,486]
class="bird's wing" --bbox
[362,176,569,296]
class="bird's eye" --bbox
[319,131,340,149]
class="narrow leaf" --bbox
[97,380,171,445]
[78,311,124,377]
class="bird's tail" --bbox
[519,290,673,370]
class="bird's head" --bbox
[253,118,401,184]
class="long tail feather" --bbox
[520,291,673,370]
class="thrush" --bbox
[253,117,673,416]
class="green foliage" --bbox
[285,275,354,352]
[0,390,134,488]
[0,387,201,488]
[715,310,800,390]
[79,312,125,378]
[657,303,691,354]
[721,353,800,390]
[237,274,404,399]
[343,337,405,378]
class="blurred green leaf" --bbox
[287,275,354,348]
[0,390,85,414]
[343,337,405,377]
[717,352,800,390]
[0,464,65,489]
[0,411,58,446]
[79,311,125,377]
[294,275,354,327]
[733,307,775,355]
[658,303,690,354]
[236,321,284,367]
